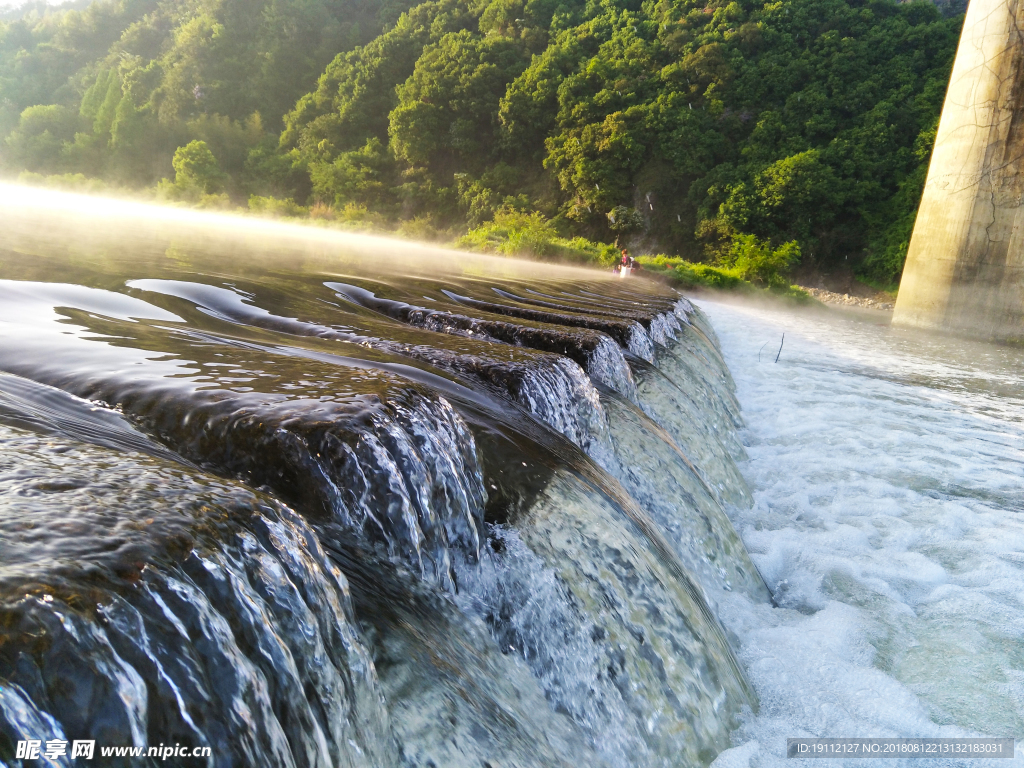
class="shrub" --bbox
[248,195,307,217]
[637,255,749,290]
[17,172,106,193]
[308,201,334,220]
[458,210,618,265]
[158,141,228,202]
[636,253,809,300]
[397,215,449,242]
[459,210,558,256]
[606,206,644,235]
[728,234,800,288]
[331,202,387,230]
[171,141,226,194]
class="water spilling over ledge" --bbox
[0,184,769,767]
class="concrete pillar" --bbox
[893,0,1024,342]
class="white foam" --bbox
[696,299,1024,766]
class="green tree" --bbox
[308,138,395,210]
[3,104,80,172]
[160,139,226,199]
[388,30,530,174]
[607,204,643,235]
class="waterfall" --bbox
[0,423,395,767]
[0,194,771,768]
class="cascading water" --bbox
[0,422,396,768]
[0,183,768,767]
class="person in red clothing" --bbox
[620,248,641,270]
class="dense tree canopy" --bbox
[0,0,963,286]
[0,0,420,183]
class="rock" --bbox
[799,286,894,311]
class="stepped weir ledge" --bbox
[0,184,770,768]
[3,166,1024,763]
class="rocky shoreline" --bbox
[800,286,895,311]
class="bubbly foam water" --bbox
[697,299,1024,767]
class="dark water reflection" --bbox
[0,185,767,768]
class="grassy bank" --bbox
[15,172,809,300]
[455,209,811,301]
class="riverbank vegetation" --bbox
[1,0,962,290]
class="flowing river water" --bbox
[699,298,1024,767]
[0,184,1019,767]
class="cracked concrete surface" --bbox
[894,0,1024,341]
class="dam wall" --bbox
[893,0,1024,341]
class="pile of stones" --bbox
[801,287,895,311]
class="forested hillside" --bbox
[0,0,417,184]
[0,0,962,287]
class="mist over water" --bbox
[698,299,1024,767]
[3,183,1019,767]
[0,184,766,767]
